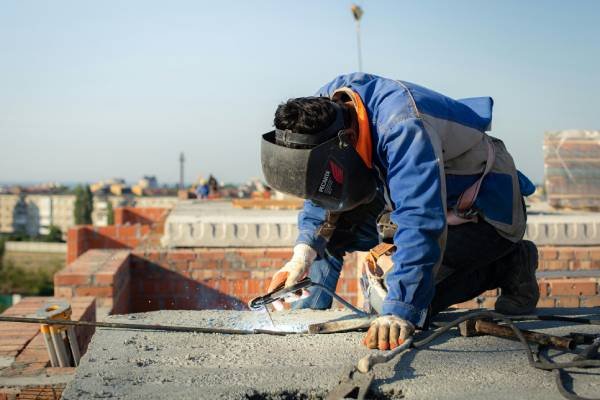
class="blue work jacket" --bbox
[296,73,535,325]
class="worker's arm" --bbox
[380,117,446,327]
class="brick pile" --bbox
[66,206,169,263]
[66,226,150,264]
[54,250,130,315]
[0,297,96,400]
[544,130,600,210]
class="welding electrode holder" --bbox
[248,277,369,317]
[37,300,81,368]
[248,277,314,310]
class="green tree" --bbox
[106,201,114,225]
[0,261,58,296]
[74,185,93,225]
[43,225,63,242]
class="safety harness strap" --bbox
[448,136,496,225]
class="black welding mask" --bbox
[260,103,377,212]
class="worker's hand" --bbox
[267,244,317,310]
[362,315,415,350]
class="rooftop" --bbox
[62,308,600,400]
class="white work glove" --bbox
[363,315,415,350]
[266,244,317,310]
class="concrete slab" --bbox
[62,308,600,400]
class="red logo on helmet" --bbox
[329,160,344,184]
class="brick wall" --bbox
[453,245,600,309]
[128,249,359,313]
[66,225,150,264]
[52,245,599,318]
[0,297,96,400]
[55,250,130,315]
[114,207,168,226]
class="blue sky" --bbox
[1,0,599,185]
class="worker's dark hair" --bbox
[274,97,339,138]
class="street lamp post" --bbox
[351,4,364,72]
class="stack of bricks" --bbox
[453,245,600,309]
[0,296,96,400]
[66,206,169,263]
[113,207,168,226]
[66,225,151,264]
[54,250,131,315]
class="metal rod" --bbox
[49,327,69,367]
[475,320,575,351]
[41,328,59,367]
[66,326,81,366]
[355,20,362,72]
[311,281,370,317]
[0,315,294,336]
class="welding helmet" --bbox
[261,102,377,212]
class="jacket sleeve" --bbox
[295,200,330,255]
[380,117,446,326]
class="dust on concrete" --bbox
[62,309,600,400]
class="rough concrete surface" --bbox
[62,308,600,400]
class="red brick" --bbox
[54,273,90,286]
[555,296,580,307]
[537,297,556,307]
[573,248,590,260]
[53,286,74,298]
[590,249,600,260]
[557,248,575,260]
[196,250,226,260]
[75,286,114,297]
[580,296,600,307]
[550,280,597,296]
[167,251,196,261]
[541,260,569,271]
[569,260,593,270]
[264,249,293,259]
[539,247,558,260]
[538,281,549,297]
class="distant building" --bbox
[132,175,159,196]
[0,193,179,237]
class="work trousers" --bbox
[293,192,528,320]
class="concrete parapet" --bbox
[161,200,299,248]
[4,241,67,254]
[525,213,600,245]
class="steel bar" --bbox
[475,320,575,351]
[308,317,373,334]
[66,326,81,366]
[0,315,295,336]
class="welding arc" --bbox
[0,316,295,336]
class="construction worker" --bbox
[261,73,539,351]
